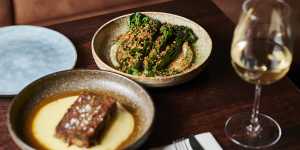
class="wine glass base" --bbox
[224,112,281,149]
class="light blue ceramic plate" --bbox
[0,25,77,96]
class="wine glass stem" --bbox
[247,84,262,136]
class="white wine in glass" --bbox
[224,0,292,149]
[232,39,292,85]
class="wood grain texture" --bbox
[0,0,13,26]
[1,0,300,149]
[14,0,172,26]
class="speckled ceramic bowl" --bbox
[92,12,212,87]
[7,70,154,150]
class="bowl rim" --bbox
[7,69,155,150]
[91,11,213,81]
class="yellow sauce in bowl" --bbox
[26,94,135,150]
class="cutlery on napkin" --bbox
[150,132,223,150]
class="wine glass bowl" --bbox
[225,0,292,149]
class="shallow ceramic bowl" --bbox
[7,70,154,150]
[92,12,212,87]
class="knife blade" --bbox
[188,135,205,150]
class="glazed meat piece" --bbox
[55,92,116,147]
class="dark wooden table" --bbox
[1,0,300,149]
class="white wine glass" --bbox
[224,0,292,149]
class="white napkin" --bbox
[150,132,223,150]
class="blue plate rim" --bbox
[0,25,77,96]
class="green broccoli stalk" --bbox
[129,12,148,29]
[156,24,173,51]
[156,25,197,70]
[128,12,160,31]
[124,12,161,75]
[143,24,174,76]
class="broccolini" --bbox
[111,12,197,76]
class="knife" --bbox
[189,135,205,150]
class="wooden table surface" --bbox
[1,0,300,149]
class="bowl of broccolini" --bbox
[92,12,212,87]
